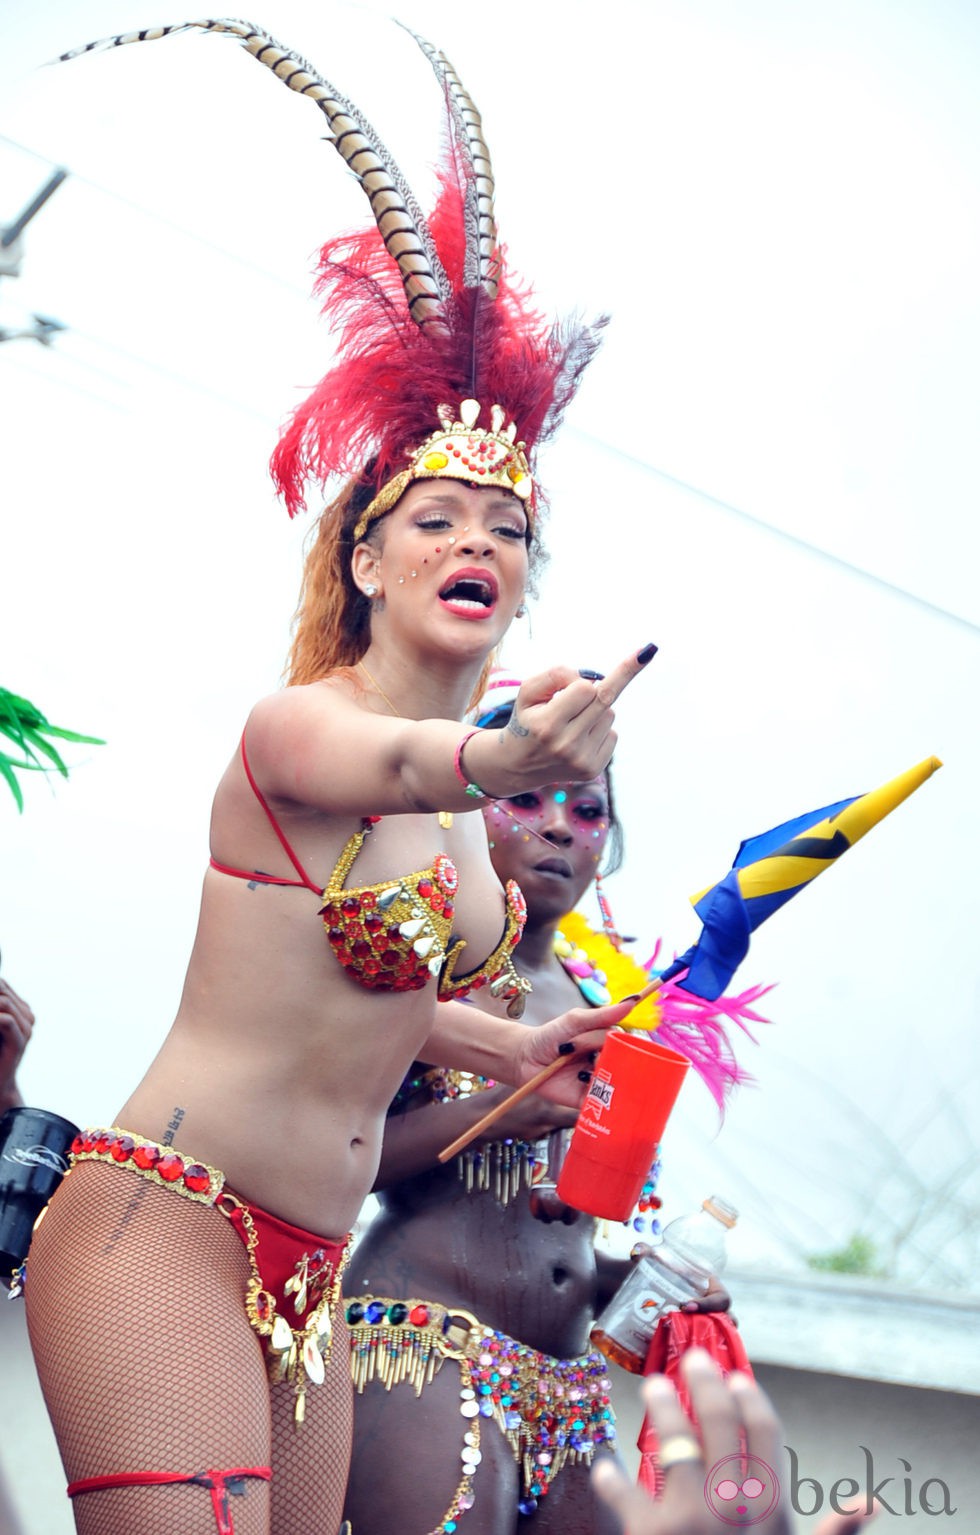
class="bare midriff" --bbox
[349,1153,601,1359]
[117,861,475,1237]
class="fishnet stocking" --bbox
[270,1316,352,1535]
[25,1161,351,1534]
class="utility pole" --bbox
[0,167,69,344]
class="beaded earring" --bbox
[594,873,623,950]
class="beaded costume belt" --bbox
[70,1128,349,1425]
[347,1294,616,1526]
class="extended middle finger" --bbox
[593,643,658,708]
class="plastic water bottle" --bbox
[590,1195,737,1373]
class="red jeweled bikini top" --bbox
[209,735,529,1013]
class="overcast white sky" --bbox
[1,0,978,1290]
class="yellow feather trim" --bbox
[557,911,661,1032]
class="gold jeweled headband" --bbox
[351,399,534,542]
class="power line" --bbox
[2,139,976,635]
[68,326,281,425]
[570,427,980,637]
[1,324,280,423]
[0,348,126,413]
[0,132,312,299]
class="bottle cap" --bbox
[702,1195,738,1228]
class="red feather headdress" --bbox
[60,19,606,528]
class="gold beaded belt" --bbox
[71,1128,350,1425]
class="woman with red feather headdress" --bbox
[21,21,654,1535]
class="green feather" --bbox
[0,755,26,813]
[0,687,105,811]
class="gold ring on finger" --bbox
[657,1434,703,1471]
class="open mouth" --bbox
[438,568,499,614]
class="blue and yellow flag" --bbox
[661,756,943,1000]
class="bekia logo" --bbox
[704,1454,779,1526]
[787,1447,956,1518]
[699,1448,957,1524]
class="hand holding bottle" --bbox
[591,1197,737,1373]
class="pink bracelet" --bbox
[453,729,489,799]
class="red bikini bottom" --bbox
[62,1127,352,1531]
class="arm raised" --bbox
[244,644,657,820]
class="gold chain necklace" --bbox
[357,661,454,829]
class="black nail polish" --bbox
[557,1041,575,1056]
[578,668,605,681]
[577,1069,592,1083]
[637,643,659,666]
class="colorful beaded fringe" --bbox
[347,1296,615,1521]
[391,1066,550,1206]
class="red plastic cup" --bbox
[556,1031,690,1219]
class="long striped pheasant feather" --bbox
[57,18,452,328]
[401,26,499,299]
[56,16,606,519]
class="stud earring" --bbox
[364,584,378,598]
[516,602,527,618]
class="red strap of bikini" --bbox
[235,730,320,894]
[207,857,312,887]
[67,1467,272,1535]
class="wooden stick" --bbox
[437,973,672,1163]
[624,973,665,1007]
[437,1056,567,1162]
